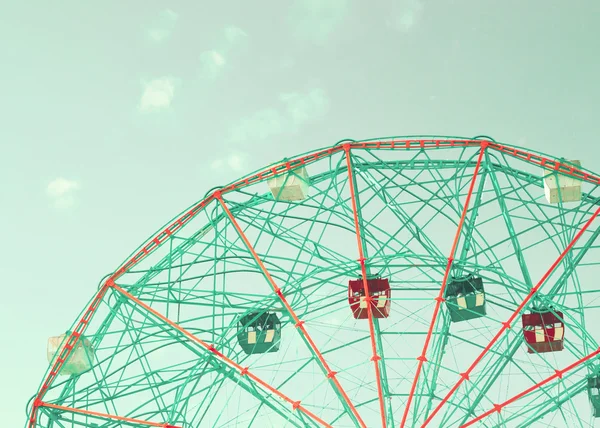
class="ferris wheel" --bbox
[27,136,600,427]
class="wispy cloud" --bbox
[139,77,177,112]
[230,108,287,143]
[281,89,329,129]
[147,9,178,43]
[223,26,247,45]
[386,0,424,32]
[210,152,249,172]
[291,0,350,44]
[230,88,330,142]
[199,50,226,78]
[199,26,247,79]
[47,178,81,210]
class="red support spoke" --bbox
[37,402,181,427]
[461,347,600,427]
[401,144,488,428]
[344,145,387,428]
[216,193,366,428]
[29,136,595,428]
[110,282,332,428]
[422,205,600,427]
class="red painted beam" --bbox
[216,192,366,428]
[344,144,387,428]
[461,347,600,427]
[110,282,332,428]
[400,143,488,428]
[30,137,597,426]
[422,205,600,427]
[37,402,181,427]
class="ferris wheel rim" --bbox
[27,135,600,428]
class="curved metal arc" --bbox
[423,205,600,427]
[37,401,180,427]
[28,282,112,427]
[431,153,538,425]
[108,282,332,428]
[416,164,490,423]
[351,150,465,424]
[508,380,588,428]
[353,153,484,422]
[344,146,388,427]
[29,136,600,427]
[448,223,600,426]
[461,347,600,427]
[56,299,298,427]
[108,139,583,291]
[29,202,235,424]
[439,177,599,423]
[215,194,367,428]
[106,138,597,299]
[401,144,488,428]
[351,151,447,263]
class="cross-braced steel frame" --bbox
[27,136,600,427]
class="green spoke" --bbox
[29,137,600,428]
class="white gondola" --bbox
[47,334,94,376]
[543,160,582,204]
[268,167,309,201]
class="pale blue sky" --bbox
[1,1,599,425]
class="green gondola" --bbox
[237,312,281,355]
[445,274,486,322]
[588,377,600,417]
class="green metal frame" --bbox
[27,136,600,428]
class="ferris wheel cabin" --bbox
[237,312,282,355]
[521,310,565,354]
[588,377,600,417]
[543,160,582,204]
[47,333,95,376]
[267,166,310,201]
[348,277,391,319]
[445,275,486,322]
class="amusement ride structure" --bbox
[27,136,600,427]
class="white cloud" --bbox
[139,77,176,112]
[212,51,226,67]
[148,29,170,43]
[211,152,248,173]
[387,0,424,32]
[199,50,227,78]
[147,9,178,43]
[199,26,247,79]
[163,9,178,21]
[230,88,330,143]
[227,153,246,171]
[223,26,247,44]
[210,159,224,170]
[281,89,330,128]
[47,178,81,210]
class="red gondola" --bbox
[521,310,565,354]
[348,277,391,319]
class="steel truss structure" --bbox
[27,136,600,427]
